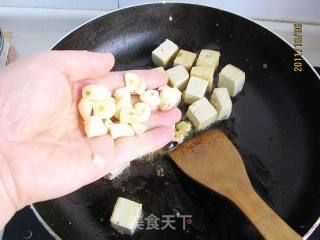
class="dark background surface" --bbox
[3,204,320,239]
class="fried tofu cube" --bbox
[166,65,189,91]
[183,76,208,104]
[196,49,220,70]
[151,67,169,81]
[210,88,232,120]
[190,66,215,92]
[173,49,197,71]
[110,197,142,235]
[218,64,245,97]
[187,98,217,130]
[152,39,179,67]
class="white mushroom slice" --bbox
[119,107,139,124]
[78,98,94,120]
[93,98,116,119]
[109,123,135,139]
[125,73,140,93]
[140,90,160,110]
[82,84,111,100]
[159,86,181,110]
[84,116,108,138]
[134,102,152,123]
[134,82,147,95]
[104,118,112,129]
[114,98,132,119]
[130,123,148,135]
[114,87,131,100]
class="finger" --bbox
[85,135,118,179]
[88,70,168,93]
[125,70,168,90]
[46,50,115,81]
[145,108,181,130]
[114,126,174,164]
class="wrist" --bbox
[0,153,17,229]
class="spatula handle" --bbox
[234,188,302,240]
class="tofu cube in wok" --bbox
[196,49,220,70]
[183,76,208,104]
[152,39,179,68]
[166,65,189,91]
[173,49,197,71]
[210,87,232,120]
[190,65,215,92]
[187,97,217,130]
[110,197,142,235]
[218,64,245,97]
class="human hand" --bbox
[0,51,181,227]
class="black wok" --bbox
[33,3,320,239]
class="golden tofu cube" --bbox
[218,64,245,97]
[166,65,189,91]
[190,66,215,92]
[152,39,179,68]
[196,49,220,70]
[173,49,197,71]
[210,87,232,120]
[187,97,217,130]
[183,76,208,104]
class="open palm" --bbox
[0,51,180,213]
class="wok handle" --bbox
[233,188,302,240]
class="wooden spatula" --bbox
[169,128,301,240]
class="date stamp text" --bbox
[293,23,303,72]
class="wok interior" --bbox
[33,3,320,240]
